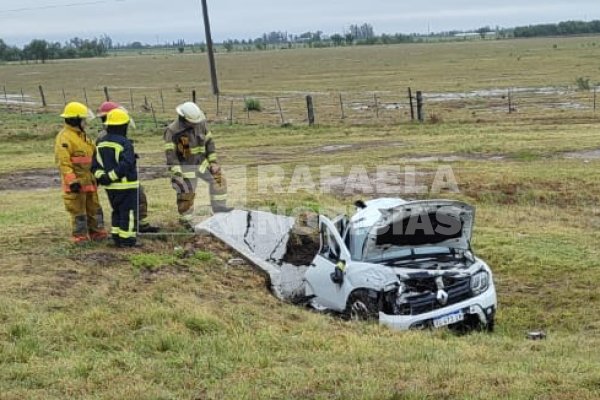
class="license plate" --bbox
[433,311,464,328]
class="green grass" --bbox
[1,38,600,398]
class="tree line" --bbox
[0,36,111,63]
[4,19,600,61]
[512,20,600,38]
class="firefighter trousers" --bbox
[170,169,227,220]
[106,188,139,246]
[62,191,105,238]
[139,185,149,224]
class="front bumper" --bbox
[378,285,497,330]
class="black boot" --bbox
[138,222,160,233]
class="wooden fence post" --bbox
[83,88,89,107]
[62,89,67,105]
[594,87,597,113]
[374,93,379,118]
[216,94,220,116]
[408,87,415,121]
[416,91,424,122]
[306,95,315,126]
[2,86,7,108]
[275,97,285,124]
[103,86,110,101]
[160,89,165,112]
[229,100,234,125]
[20,89,24,114]
[244,96,250,120]
[150,103,158,128]
[508,89,513,114]
[339,93,345,119]
[129,88,135,111]
[192,90,197,104]
[38,85,47,107]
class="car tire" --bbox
[346,290,379,321]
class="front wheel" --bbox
[346,290,380,321]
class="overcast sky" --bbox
[1,0,599,45]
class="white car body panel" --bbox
[305,198,497,330]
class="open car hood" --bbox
[364,200,475,254]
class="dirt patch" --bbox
[281,212,320,266]
[51,269,80,297]
[0,167,169,191]
[562,149,600,160]
[317,141,404,153]
[0,168,61,191]
[70,251,124,267]
[322,168,439,198]
[402,153,506,163]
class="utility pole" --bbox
[201,0,219,95]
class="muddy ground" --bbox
[0,167,169,191]
[2,148,595,192]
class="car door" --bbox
[305,216,352,311]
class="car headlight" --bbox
[470,271,489,295]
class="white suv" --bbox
[304,198,497,331]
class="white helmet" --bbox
[176,102,206,124]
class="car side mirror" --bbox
[330,260,346,285]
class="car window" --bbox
[347,227,368,260]
[320,224,341,262]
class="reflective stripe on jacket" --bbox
[54,125,97,193]
[92,133,139,191]
[163,119,217,173]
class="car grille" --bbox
[400,278,472,316]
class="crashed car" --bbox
[304,198,497,331]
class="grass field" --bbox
[1,38,600,399]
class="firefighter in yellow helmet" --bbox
[96,101,159,233]
[92,108,140,247]
[164,102,232,226]
[55,101,108,243]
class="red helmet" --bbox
[97,101,121,117]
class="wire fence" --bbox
[1,84,599,127]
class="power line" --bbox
[0,0,125,14]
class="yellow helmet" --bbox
[105,108,131,126]
[61,101,93,119]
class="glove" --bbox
[69,182,82,193]
[209,163,221,175]
[97,174,112,186]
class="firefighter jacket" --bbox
[54,124,97,193]
[92,131,139,190]
[163,119,217,178]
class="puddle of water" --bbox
[0,94,37,106]
[544,102,589,110]
[425,86,570,103]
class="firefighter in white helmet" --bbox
[164,102,231,225]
